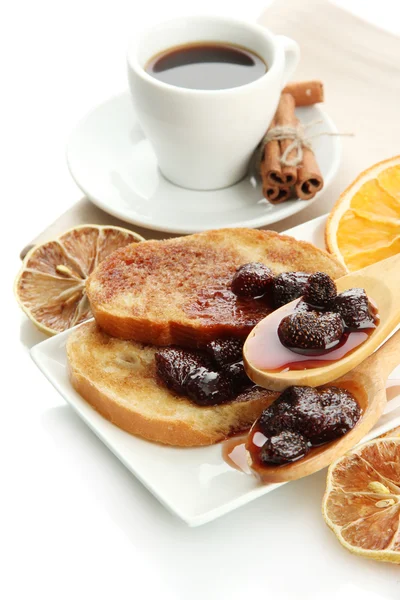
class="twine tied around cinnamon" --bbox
[256,120,353,171]
[257,91,355,203]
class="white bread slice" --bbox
[66,321,278,446]
[86,228,346,346]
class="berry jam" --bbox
[222,381,400,473]
[155,339,253,405]
[247,385,362,467]
[245,296,379,372]
[231,263,274,299]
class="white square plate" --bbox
[31,214,400,526]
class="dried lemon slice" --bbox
[323,437,400,563]
[15,224,144,335]
[326,156,400,271]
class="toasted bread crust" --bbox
[86,228,346,346]
[67,321,278,446]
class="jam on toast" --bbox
[67,321,278,446]
[86,228,345,346]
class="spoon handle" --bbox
[336,252,400,294]
[372,328,400,379]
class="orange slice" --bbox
[323,437,400,563]
[326,156,400,271]
[15,224,144,335]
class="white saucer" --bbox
[67,92,341,234]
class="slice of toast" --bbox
[67,321,278,446]
[86,228,346,346]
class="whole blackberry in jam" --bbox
[155,347,209,395]
[278,311,344,353]
[259,431,310,465]
[222,360,251,393]
[258,408,297,437]
[185,367,234,406]
[258,387,319,437]
[303,272,337,308]
[206,338,243,367]
[273,386,329,443]
[331,288,376,330]
[277,385,320,407]
[231,263,274,299]
[314,386,361,444]
[272,272,310,308]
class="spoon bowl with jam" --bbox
[244,253,400,391]
[246,327,400,483]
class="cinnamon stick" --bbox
[260,84,324,204]
[260,119,284,188]
[295,147,324,200]
[283,80,324,106]
[275,94,297,186]
[260,94,298,192]
[263,185,292,204]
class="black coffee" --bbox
[145,42,267,90]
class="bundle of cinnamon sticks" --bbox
[260,80,324,204]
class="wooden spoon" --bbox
[246,328,400,483]
[244,253,400,392]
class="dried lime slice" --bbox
[15,224,144,335]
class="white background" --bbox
[3,1,400,599]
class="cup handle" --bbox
[276,35,300,88]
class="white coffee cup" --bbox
[127,16,300,191]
